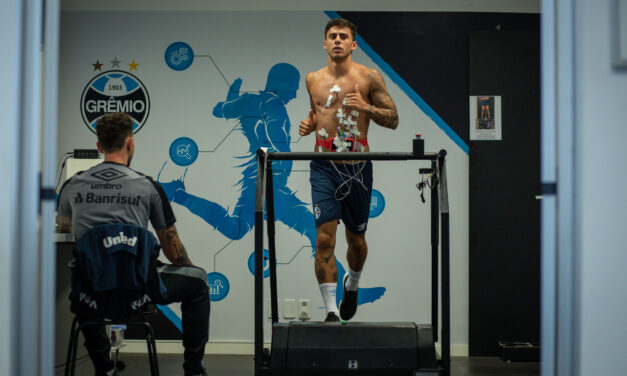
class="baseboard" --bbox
[437,344,469,357]
[119,340,258,355]
[120,340,469,357]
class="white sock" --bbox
[345,268,361,292]
[319,283,339,315]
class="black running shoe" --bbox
[95,369,117,376]
[339,273,358,321]
[325,312,340,322]
[184,368,208,376]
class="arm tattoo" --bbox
[367,70,399,129]
[157,225,193,266]
[56,216,73,233]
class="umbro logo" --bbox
[91,168,127,182]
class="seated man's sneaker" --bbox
[325,312,340,322]
[339,273,358,321]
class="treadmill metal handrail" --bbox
[253,151,266,373]
[254,148,451,376]
[269,151,440,161]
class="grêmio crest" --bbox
[80,70,150,134]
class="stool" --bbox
[64,311,160,376]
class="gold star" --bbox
[128,60,139,71]
[92,60,103,71]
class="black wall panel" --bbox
[468,30,541,355]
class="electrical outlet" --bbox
[298,299,311,321]
[283,298,296,319]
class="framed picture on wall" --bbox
[469,95,502,141]
[613,0,627,69]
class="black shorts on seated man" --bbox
[57,112,210,376]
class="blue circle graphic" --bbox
[169,137,199,166]
[369,189,385,218]
[248,249,275,278]
[207,272,230,302]
[165,42,194,71]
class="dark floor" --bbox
[57,353,540,376]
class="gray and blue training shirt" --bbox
[57,161,175,240]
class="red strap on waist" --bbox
[315,137,368,151]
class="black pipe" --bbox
[430,160,440,343]
[441,212,451,376]
[254,150,266,375]
[438,154,451,376]
[266,159,279,324]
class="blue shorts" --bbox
[309,160,373,234]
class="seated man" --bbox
[57,112,209,376]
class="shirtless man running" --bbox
[299,18,399,322]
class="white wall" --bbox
[575,0,627,374]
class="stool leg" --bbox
[144,324,154,375]
[69,322,84,376]
[150,333,160,376]
[114,348,119,368]
[64,317,79,376]
[144,323,160,376]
